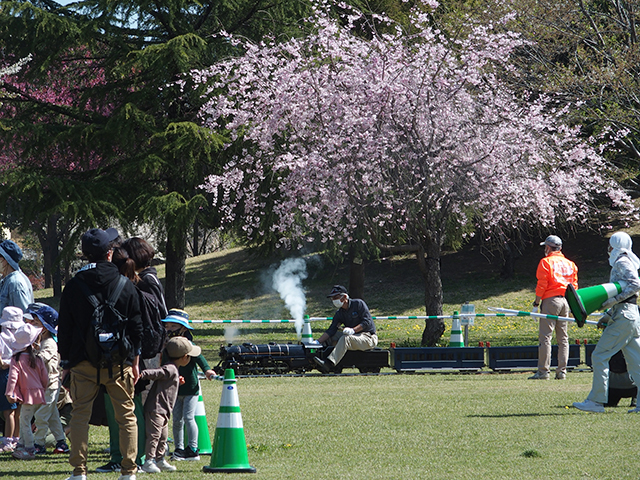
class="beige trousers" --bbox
[328,332,378,365]
[68,361,137,476]
[538,296,570,375]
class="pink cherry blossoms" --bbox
[195,1,634,252]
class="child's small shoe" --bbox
[12,445,36,460]
[34,443,47,454]
[182,446,200,461]
[53,440,70,454]
[0,437,17,452]
[141,459,161,473]
[155,458,177,472]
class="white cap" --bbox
[540,235,562,248]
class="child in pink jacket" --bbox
[5,324,49,460]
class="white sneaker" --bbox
[141,460,161,474]
[528,371,549,380]
[155,458,177,472]
[573,399,605,413]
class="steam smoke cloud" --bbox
[272,258,308,338]
[224,326,238,345]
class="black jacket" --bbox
[58,261,143,370]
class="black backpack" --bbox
[137,287,167,359]
[78,276,133,381]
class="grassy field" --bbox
[5,232,638,479]
[1,372,639,480]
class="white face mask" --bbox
[332,298,343,308]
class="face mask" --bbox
[333,298,343,308]
[166,329,183,338]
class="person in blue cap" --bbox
[161,309,215,461]
[0,239,34,313]
[23,303,69,455]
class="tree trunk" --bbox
[192,218,199,257]
[165,234,186,309]
[34,215,64,296]
[348,247,365,300]
[37,225,51,289]
[418,240,445,346]
[500,240,516,279]
[47,215,63,297]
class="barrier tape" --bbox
[186,311,599,324]
[488,307,599,326]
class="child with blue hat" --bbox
[24,303,69,455]
[162,309,215,461]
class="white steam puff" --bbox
[272,258,308,338]
[224,326,238,345]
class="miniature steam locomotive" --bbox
[215,342,588,375]
[215,342,390,375]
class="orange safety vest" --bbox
[535,251,578,299]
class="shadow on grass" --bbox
[0,471,70,478]
[468,412,572,418]
[0,454,70,476]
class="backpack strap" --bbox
[140,272,168,316]
[76,276,128,382]
[76,276,127,324]
[107,276,128,307]
[107,276,127,380]
[76,279,100,312]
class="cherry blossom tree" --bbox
[196,0,635,345]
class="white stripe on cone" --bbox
[216,412,244,429]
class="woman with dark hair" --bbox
[111,247,138,283]
[122,238,168,318]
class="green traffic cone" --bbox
[565,283,621,327]
[203,369,256,474]
[449,312,464,348]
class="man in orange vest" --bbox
[529,235,578,380]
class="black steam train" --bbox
[215,341,592,375]
[215,342,390,375]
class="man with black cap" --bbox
[58,228,143,480]
[529,235,578,380]
[313,285,378,373]
[0,239,34,312]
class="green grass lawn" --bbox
[1,371,638,480]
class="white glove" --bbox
[343,327,355,336]
[602,297,618,310]
[532,306,539,314]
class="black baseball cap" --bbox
[81,227,120,258]
[327,285,348,297]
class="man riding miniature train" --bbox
[313,285,378,373]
